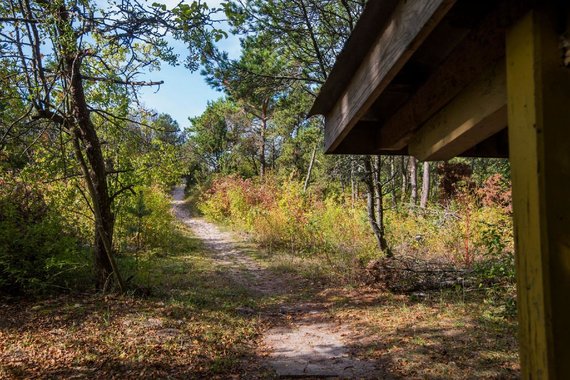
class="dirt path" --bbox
[172,186,384,378]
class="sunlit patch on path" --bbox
[263,320,384,378]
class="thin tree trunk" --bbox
[364,156,391,256]
[410,157,418,205]
[271,140,277,171]
[420,161,430,208]
[373,156,391,255]
[72,133,124,292]
[259,100,268,178]
[400,156,408,202]
[390,157,397,208]
[68,78,124,292]
[351,157,357,208]
[58,8,124,291]
[249,153,259,176]
[260,120,266,178]
[303,144,317,193]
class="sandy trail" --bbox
[172,185,384,378]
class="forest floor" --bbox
[0,186,520,379]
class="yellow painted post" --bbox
[506,7,570,379]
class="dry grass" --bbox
[320,286,519,379]
[0,222,268,379]
[245,239,520,379]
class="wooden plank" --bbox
[506,7,570,378]
[324,0,455,152]
[375,3,515,151]
[408,63,507,161]
[309,0,400,116]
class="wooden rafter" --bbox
[323,0,455,152]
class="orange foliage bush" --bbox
[199,175,378,279]
[199,174,514,282]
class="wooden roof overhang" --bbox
[311,2,570,378]
[310,0,532,159]
[312,2,570,377]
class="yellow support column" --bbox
[506,7,570,379]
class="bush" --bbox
[198,175,378,282]
[0,179,88,295]
[115,185,179,254]
[198,174,515,286]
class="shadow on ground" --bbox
[318,287,520,379]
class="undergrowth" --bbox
[0,173,186,295]
[197,174,515,291]
[0,218,269,378]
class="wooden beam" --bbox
[458,128,509,159]
[324,0,455,152]
[375,2,518,151]
[506,7,570,378]
[330,123,377,154]
[408,63,507,161]
[309,0,400,117]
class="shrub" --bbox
[0,178,88,294]
[198,174,515,286]
[198,175,379,282]
[115,185,179,254]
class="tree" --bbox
[187,98,254,178]
[220,1,393,249]
[0,0,219,290]
[420,162,430,209]
[152,113,184,146]
[216,0,368,182]
[204,32,294,177]
[223,0,366,87]
[409,158,418,205]
[206,1,402,256]
[363,156,391,256]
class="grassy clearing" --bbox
[1,194,520,379]
[0,220,273,379]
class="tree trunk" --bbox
[400,156,408,202]
[410,157,418,205]
[259,100,268,178]
[364,156,391,256]
[62,35,124,292]
[420,162,430,208]
[351,157,357,208]
[373,156,390,255]
[259,120,266,178]
[303,144,317,193]
[390,157,397,208]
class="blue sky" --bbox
[139,35,240,128]
[138,0,241,128]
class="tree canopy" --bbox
[0,0,222,290]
